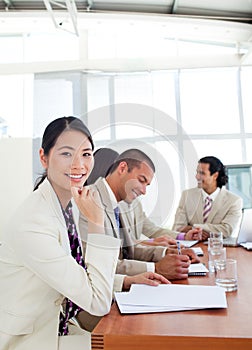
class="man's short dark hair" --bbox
[108,149,155,175]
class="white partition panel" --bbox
[0,138,33,238]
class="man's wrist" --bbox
[176,232,186,240]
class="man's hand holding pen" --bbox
[177,241,182,255]
[155,243,200,280]
[177,241,200,263]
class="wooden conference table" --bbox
[91,243,252,350]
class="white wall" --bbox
[0,138,33,238]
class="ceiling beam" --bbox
[0,54,247,75]
[43,0,79,35]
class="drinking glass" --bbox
[208,247,226,273]
[215,258,238,292]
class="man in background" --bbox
[172,156,243,240]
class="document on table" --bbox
[178,240,199,248]
[240,242,252,250]
[114,284,227,314]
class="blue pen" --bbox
[177,241,181,255]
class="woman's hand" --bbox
[71,186,104,233]
[122,271,171,291]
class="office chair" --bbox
[85,147,119,186]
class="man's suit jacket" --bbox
[79,178,166,277]
[0,178,120,350]
[172,187,243,238]
[119,199,178,240]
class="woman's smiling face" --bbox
[40,129,94,206]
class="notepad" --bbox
[114,284,227,314]
[188,263,209,276]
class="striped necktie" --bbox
[203,196,212,223]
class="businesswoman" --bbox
[0,116,121,350]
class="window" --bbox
[225,164,252,209]
[30,67,252,226]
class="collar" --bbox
[102,178,118,210]
[202,187,220,201]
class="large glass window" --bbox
[186,139,243,165]
[241,67,252,133]
[180,68,240,134]
[0,74,33,137]
[29,66,252,226]
[87,76,111,141]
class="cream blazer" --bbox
[119,199,178,240]
[0,179,120,350]
[79,178,167,279]
[172,187,243,238]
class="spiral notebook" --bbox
[188,263,209,276]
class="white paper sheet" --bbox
[240,242,252,250]
[115,284,227,314]
[177,240,199,247]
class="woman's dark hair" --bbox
[199,156,228,188]
[34,116,94,190]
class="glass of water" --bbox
[210,231,223,240]
[215,258,238,292]
[208,245,226,273]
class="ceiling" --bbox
[0,1,252,72]
[0,1,251,22]
[0,1,251,39]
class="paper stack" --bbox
[115,284,227,314]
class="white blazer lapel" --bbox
[39,179,71,255]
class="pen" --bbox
[177,241,181,255]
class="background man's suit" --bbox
[172,187,242,238]
[119,199,178,241]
